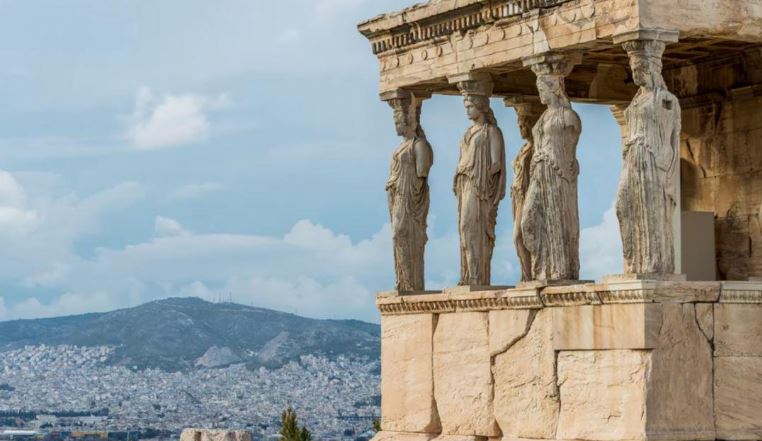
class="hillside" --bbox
[0,297,380,371]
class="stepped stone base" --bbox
[374,281,762,441]
[180,429,251,441]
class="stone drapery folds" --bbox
[520,54,582,282]
[616,37,681,276]
[453,75,507,286]
[385,91,434,291]
[506,99,546,283]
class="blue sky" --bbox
[0,0,623,322]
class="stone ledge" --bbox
[376,280,756,315]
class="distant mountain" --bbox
[0,297,380,371]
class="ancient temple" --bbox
[358,0,762,440]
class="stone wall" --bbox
[675,49,762,280]
[375,282,762,441]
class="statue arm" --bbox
[668,103,681,177]
[414,139,434,178]
[489,125,505,175]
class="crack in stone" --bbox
[489,309,538,359]
[430,314,442,434]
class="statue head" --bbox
[513,103,544,140]
[536,75,570,108]
[388,92,425,139]
[623,40,666,90]
[463,95,497,125]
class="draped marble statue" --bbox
[385,92,434,291]
[617,40,681,274]
[508,101,545,282]
[454,78,506,285]
[521,57,581,281]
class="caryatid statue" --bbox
[521,54,582,281]
[617,39,681,274]
[453,75,506,286]
[385,91,434,291]
[505,98,545,282]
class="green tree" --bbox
[279,406,312,441]
[372,419,381,433]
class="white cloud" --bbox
[154,216,190,237]
[5,292,122,321]
[0,166,622,323]
[580,201,623,280]
[0,171,40,237]
[169,182,225,200]
[127,87,230,150]
[0,171,145,288]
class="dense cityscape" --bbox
[0,345,380,440]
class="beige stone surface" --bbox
[492,309,559,439]
[715,357,762,440]
[433,312,498,437]
[640,0,762,39]
[359,0,641,94]
[431,436,486,441]
[487,309,534,356]
[556,304,714,440]
[646,304,714,440]
[715,304,762,356]
[371,432,437,441]
[381,314,440,433]
[695,303,714,341]
[552,304,661,350]
[557,350,650,441]
[180,430,251,441]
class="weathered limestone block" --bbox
[557,350,650,441]
[715,357,762,440]
[715,304,762,356]
[180,429,251,441]
[647,304,714,440]
[492,309,559,439]
[381,314,440,433]
[371,432,437,441]
[556,304,714,440]
[433,312,498,437]
[552,304,661,350]
[431,436,486,441]
[695,303,714,341]
[488,309,534,354]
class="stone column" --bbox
[381,89,434,293]
[448,72,507,287]
[612,29,683,279]
[504,95,545,282]
[520,53,582,282]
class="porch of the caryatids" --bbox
[612,29,682,278]
[449,72,507,286]
[382,89,434,292]
[520,52,583,282]
[504,96,545,283]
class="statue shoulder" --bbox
[487,124,504,140]
[413,137,432,151]
[563,107,582,130]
